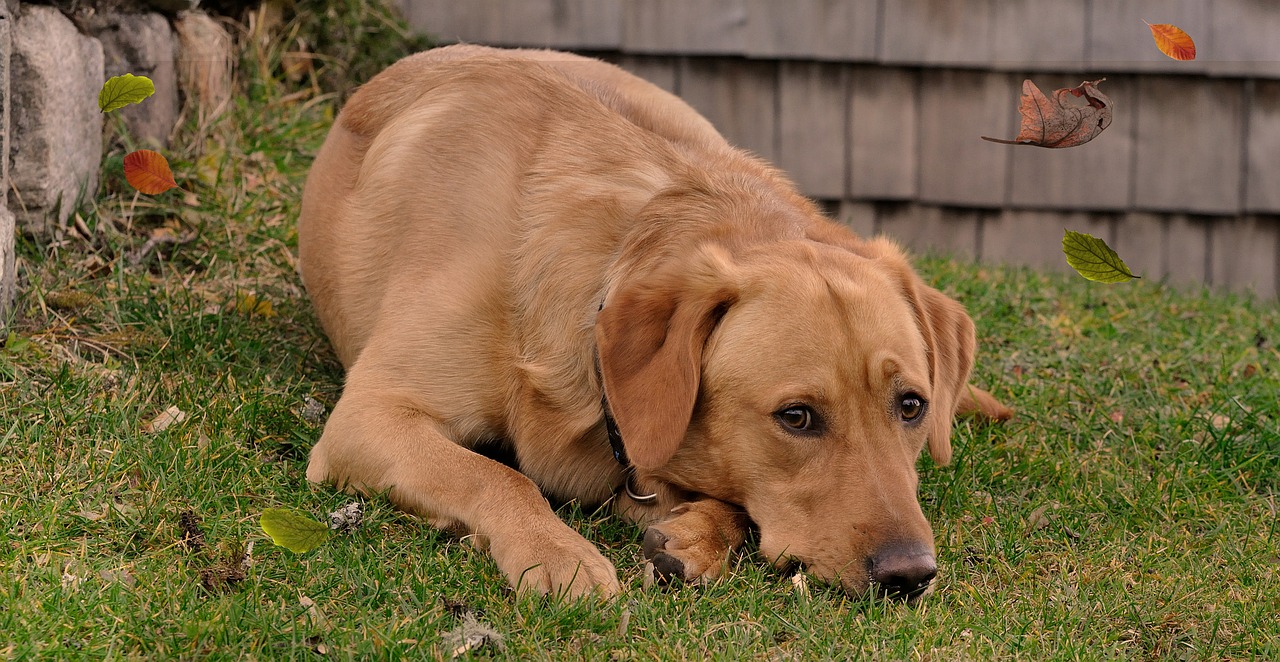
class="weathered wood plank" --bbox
[837,200,877,239]
[1162,215,1209,288]
[1134,77,1244,214]
[1007,75,1134,211]
[1087,0,1210,75]
[743,0,877,61]
[1113,212,1165,281]
[623,0,748,54]
[881,0,996,65]
[982,210,1111,273]
[990,0,1087,70]
[848,66,917,200]
[611,55,679,94]
[918,70,1015,207]
[678,58,777,161]
[1209,0,1280,78]
[1246,81,1280,213]
[878,204,982,259]
[398,0,623,49]
[777,62,847,199]
[1210,216,1279,299]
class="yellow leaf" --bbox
[99,73,156,113]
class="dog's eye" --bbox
[776,406,822,434]
[899,393,926,423]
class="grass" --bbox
[3,5,1278,659]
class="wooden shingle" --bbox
[1133,77,1244,214]
[879,204,982,259]
[623,0,748,54]
[612,55,679,94]
[678,58,778,161]
[848,66,918,200]
[1164,215,1210,288]
[1246,81,1280,213]
[837,200,876,238]
[881,0,996,66]
[1209,0,1280,78]
[918,70,1015,207]
[1113,212,1165,281]
[990,0,1087,70]
[1211,216,1279,298]
[743,0,877,62]
[777,62,847,199]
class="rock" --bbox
[174,10,232,123]
[9,4,104,234]
[87,12,180,147]
[146,0,201,13]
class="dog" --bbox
[299,45,1012,600]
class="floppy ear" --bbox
[595,246,737,470]
[909,282,977,466]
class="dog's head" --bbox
[597,234,976,599]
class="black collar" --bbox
[602,394,629,467]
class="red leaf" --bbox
[123,149,179,195]
[1144,21,1197,61]
[982,79,1113,149]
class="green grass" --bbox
[3,6,1278,659]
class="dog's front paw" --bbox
[642,499,749,584]
[488,521,620,600]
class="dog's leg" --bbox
[958,384,1014,422]
[307,391,620,599]
[636,499,750,583]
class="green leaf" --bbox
[260,508,331,553]
[1062,230,1139,283]
[98,74,156,113]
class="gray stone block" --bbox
[9,5,104,234]
[1133,77,1244,214]
[1007,75,1134,211]
[88,12,179,148]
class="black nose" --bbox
[869,542,937,599]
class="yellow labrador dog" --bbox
[300,45,1011,600]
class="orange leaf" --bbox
[123,149,179,194]
[982,79,1113,149]
[1144,21,1196,61]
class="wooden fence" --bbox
[394,0,1280,298]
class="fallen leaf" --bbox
[300,596,330,631]
[99,73,156,113]
[260,508,331,553]
[143,405,187,433]
[234,292,276,318]
[1062,230,1139,283]
[982,79,1112,148]
[1145,21,1196,61]
[1025,504,1053,533]
[124,149,179,195]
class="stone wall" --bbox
[0,0,228,328]
[395,0,1280,299]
